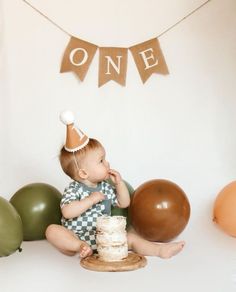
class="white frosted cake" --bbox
[96,216,128,262]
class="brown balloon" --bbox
[213,181,236,237]
[129,179,191,242]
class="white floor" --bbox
[1,222,236,292]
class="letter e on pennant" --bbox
[129,38,169,83]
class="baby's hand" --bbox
[90,192,105,205]
[108,169,122,185]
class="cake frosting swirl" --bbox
[96,216,128,262]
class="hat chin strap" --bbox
[73,152,80,173]
[73,154,88,180]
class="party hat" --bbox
[60,110,89,152]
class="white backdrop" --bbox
[1,0,236,291]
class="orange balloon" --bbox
[213,181,236,236]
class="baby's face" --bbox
[80,146,110,183]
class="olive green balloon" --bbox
[110,180,134,227]
[0,196,23,257]
[10,183,62,241]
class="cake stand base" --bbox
[80,252,147,272]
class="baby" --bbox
[46,111,185,259]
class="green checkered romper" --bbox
[61,180,118,250]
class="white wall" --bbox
[1,0,236,291]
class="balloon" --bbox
[129,179,191,242]
[10,183,62,241]
[213,181,236,236]
[0,196,23,256]
[111,180,134,227]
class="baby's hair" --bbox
[59,138,102,180]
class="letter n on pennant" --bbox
[129,38,169,83]
[98,47,128,87]
[60,37,97,82]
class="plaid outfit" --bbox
[61,180,117,250]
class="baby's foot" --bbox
[158,241,185,259]
[79,243,93,258]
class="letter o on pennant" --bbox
[69,48,88,66]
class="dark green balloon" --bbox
[0,196,23,257]
[110,180,134,227]
[10,183,62,241]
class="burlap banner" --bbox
[129,38,169,83]
[99,47,128,87]
[60,37,97,81]
[60,37,168,86]
[23,0,212,87]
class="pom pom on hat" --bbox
[60,110,89,152]
[60,110,75,125]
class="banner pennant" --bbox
[98,47,128,87]
[129,38,169,83]
[60,37,97,81]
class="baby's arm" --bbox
[61,192,105,219]
[109,169,130,208]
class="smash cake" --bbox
[96,216,128,262]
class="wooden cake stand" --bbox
[80,252,147,272]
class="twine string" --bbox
[157,0,211,38]
[22,0,212,41]
[22,0,71,36]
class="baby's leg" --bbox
[127,229,185,259]
[45,224,92,258]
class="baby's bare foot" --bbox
[79,243,93,258]
[158,241,185,259]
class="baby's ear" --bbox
[78,169,88,179]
